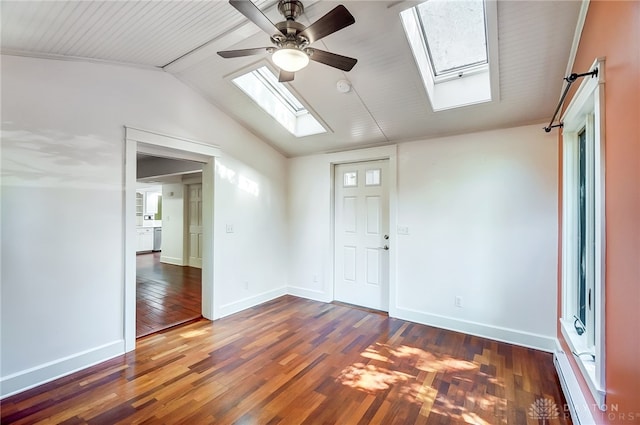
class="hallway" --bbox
[136,252,202,337]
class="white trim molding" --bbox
[0,340,124,399]
[287,286,333,303]
[395,306,557,352]
[159,255,185,266]
[126,127,221,159]
[559,57,606,408]
[218,287,287,319]
[124,126,220,352]
[326,145,398,316]
[554,347,598,425]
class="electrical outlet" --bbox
[226,224,234,233]
[244,281,249,290]
[455,296,463,308]
[313,275,319,283]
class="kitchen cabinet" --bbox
[136,228,154,253]
[136,192,144,217]
[145,193,160,215]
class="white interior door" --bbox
[187,184,203,268]
[334,160,390,311]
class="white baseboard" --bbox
[287,286,332,303]
[394,306,556,352]
[0,299,558,400]
[187,261,202,269]
[0,340,124,399]
[160,255,183,266]
[554,348,597,425]
[218,287,287,319]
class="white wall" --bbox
[214,155,289,317]
[0,54,288,397]
[287,157,334,302]
[288,124,558,350]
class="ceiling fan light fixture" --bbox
[272,48,309,72]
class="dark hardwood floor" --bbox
[1,296,570,424]
[136,252,202,338]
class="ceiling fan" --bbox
[217,0,358,82]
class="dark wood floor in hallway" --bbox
[136,252,202,338]
[1,296,570,424]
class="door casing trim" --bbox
[327,145,398,316]
[124,126,221,352]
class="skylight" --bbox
[232,66,326,138]
[400,0,498,111]
[416,0,487,77]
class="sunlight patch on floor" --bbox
[336,342,508,424]
[338,362,413,393]
[180,328,208,338]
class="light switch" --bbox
[397,225,409,235]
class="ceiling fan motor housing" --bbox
[278,0,304,21]
[274,20,308,46]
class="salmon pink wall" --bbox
[558,1,640,423]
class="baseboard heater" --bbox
[554,350,595,425]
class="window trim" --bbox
[560,57,606,407]
[252,67,306,115]
[229,64,327,138]
[414,0,489,79]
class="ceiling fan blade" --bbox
[308,49,357,72]
[217,47,271,58]
[299,5,355,44]
[278,70,295,83]
[229,0,281,36]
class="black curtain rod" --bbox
[543,68,599,133]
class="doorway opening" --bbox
[124,127,220,351]
[135,155,204,337]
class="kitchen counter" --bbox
[140,220,162,228]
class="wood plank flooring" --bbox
[1,296,571,424]
[136,252,202,338]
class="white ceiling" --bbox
[1,0,582,157]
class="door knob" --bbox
[382,245,389,250]
[384,234,389,240]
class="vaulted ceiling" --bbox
[1,0,582,157]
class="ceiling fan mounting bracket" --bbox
[278,0,304,21]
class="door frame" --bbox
[124,127,221,352]
[329,145,398,316]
